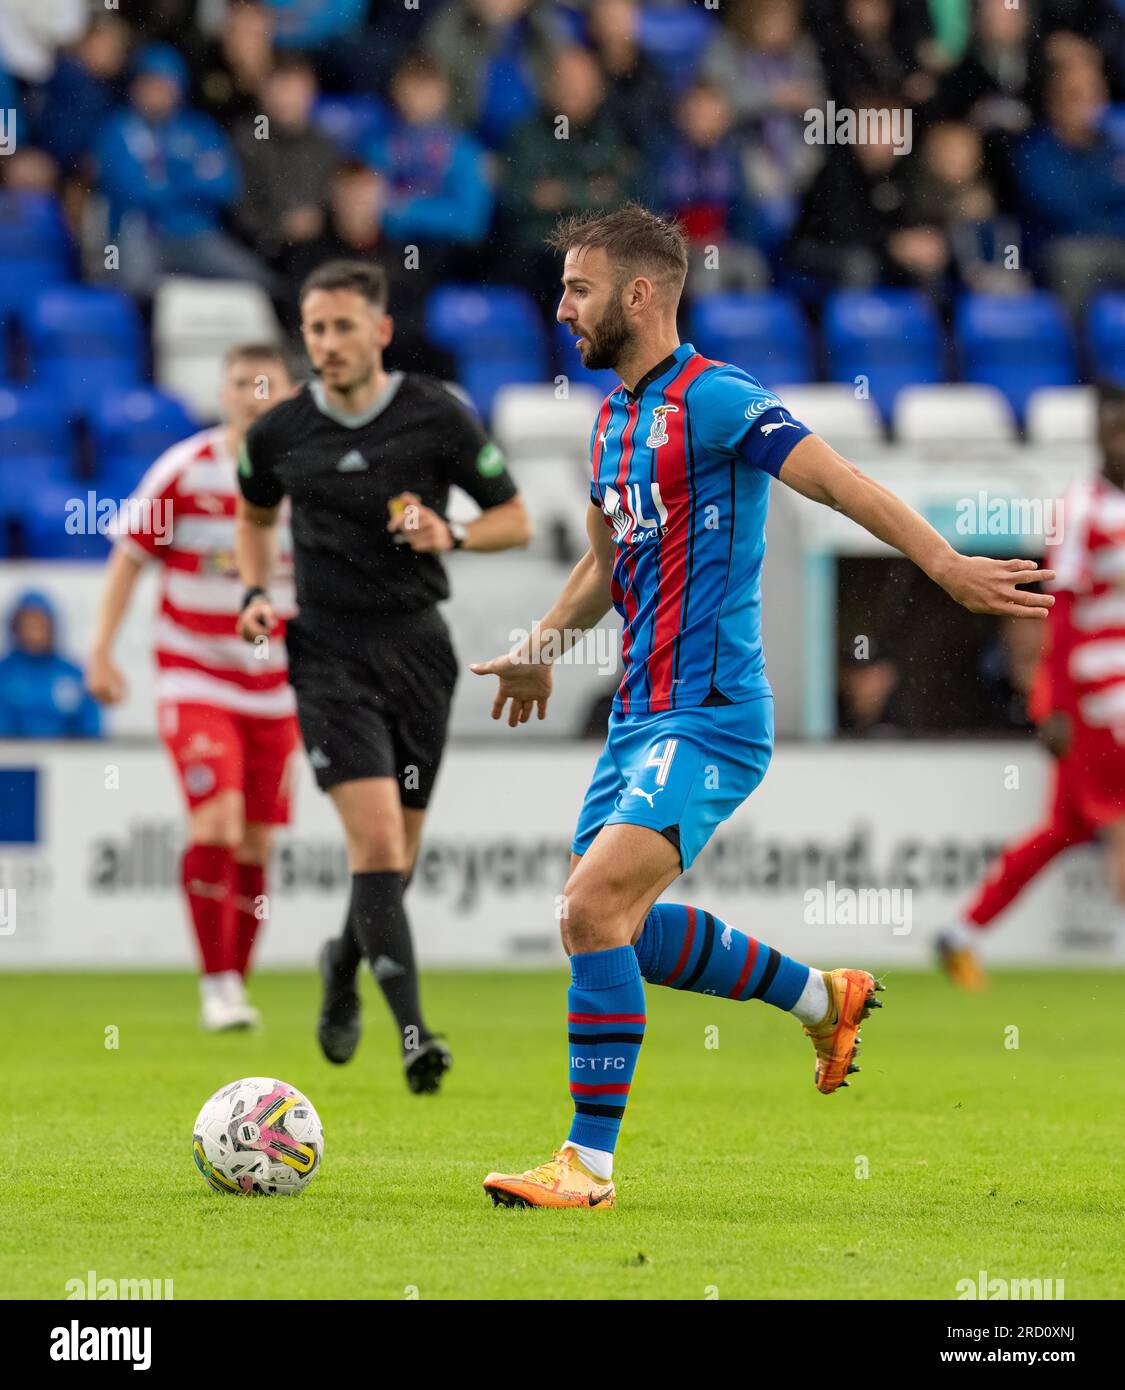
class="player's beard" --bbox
[580,296,633,372]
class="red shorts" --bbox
[1057,726,1125,829]
[159,703,300,824]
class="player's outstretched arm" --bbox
[778,435,1055,618]
[86,545,146,704]
[471,502,615,726]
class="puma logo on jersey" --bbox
[628,786,664,808]
[761,419,799,435]
[336,449,369,472]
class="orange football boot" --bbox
[483,1148,616,1209]
[936,934,987,991]
[803,968,884,1094]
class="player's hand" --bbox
[237,596,277,642]
[1038,710,1072,759]
[387,492,453,553]
[470,649,553,727]
[935,556,1055,618]
[86,649,126,705]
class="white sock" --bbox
[200,970,241,1003]
[790,967,830,1026]
[942,917,978,950]
[562,1141,613,1180]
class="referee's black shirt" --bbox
[237,373,518,618]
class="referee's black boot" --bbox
[317,938,362,1064]
[404,1036,452,1095]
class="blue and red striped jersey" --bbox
[589,342,811,714]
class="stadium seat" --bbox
[955,292,1077,424]
[636,6,717,90]
[552,321,620,396]
[0,457,76,528]
[426,285,549,418]
[1025,386,1096,447]
[18,479,112,559]
[312,94,390,156]
[0,388,76,472]
[823,290,943,421]
[1086,292,1125,383]
[0,191,74,319]
[88,389,197,479]
[770,384,884,449]
[25,286,145,412]
[153,277,281,421]
[893,384,1017,449]
[425,284,546,357]
[691,292,812,386]
[492,384,603,458]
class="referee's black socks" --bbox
[350,870,432,1053]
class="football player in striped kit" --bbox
[473,205,1055,1209]
[87,344,299,1031]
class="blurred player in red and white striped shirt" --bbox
[87,345,299,1030]
[939,383,1125,987]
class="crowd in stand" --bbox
[2,0,1125,359]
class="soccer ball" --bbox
[192,1077,324,1196]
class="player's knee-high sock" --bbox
[633,903,828,1024]
[232,862,266,978]
[962,818,1093,929]
[564,946,646,1177]
[330,867,415,979]
[182,843,236,977]
[350,871,430,1051]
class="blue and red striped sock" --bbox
[633,903,815,1012]
[565,945,646,1163]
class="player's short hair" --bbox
[223,342,290,374]
[299,259,388,311]
[546,203,689,298]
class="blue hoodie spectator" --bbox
[95,45,276,293]
[25,15,130,173]
[0,591,102,739]
[362,54,492,247]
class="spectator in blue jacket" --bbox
[265,0,368,48]
[25,13,129,174]
[94,43,276,296]
[1011,55,1125,316]
[0,591,101,739]
[361,53,493,250]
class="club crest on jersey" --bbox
[645,404,679,448]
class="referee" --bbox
[235,259,530,1093]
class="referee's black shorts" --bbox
[285,605,458,809]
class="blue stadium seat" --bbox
[691,292,812,386]
[0,388,76,473]
[823,289,943,420]
[426,285,548,417]
[88,388,196,479]
[636,7,717,90]
[553,321,620,398]
[24,286,145,412]
[0,191,74,319]
[312,94,390,157]
[1087,292,1125,383]
[955,292,1077,422]
[426,285,546,356]
[18,479,112,559]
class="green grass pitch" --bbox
[3,968,1122,1300]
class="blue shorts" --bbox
[571,696,774,870]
